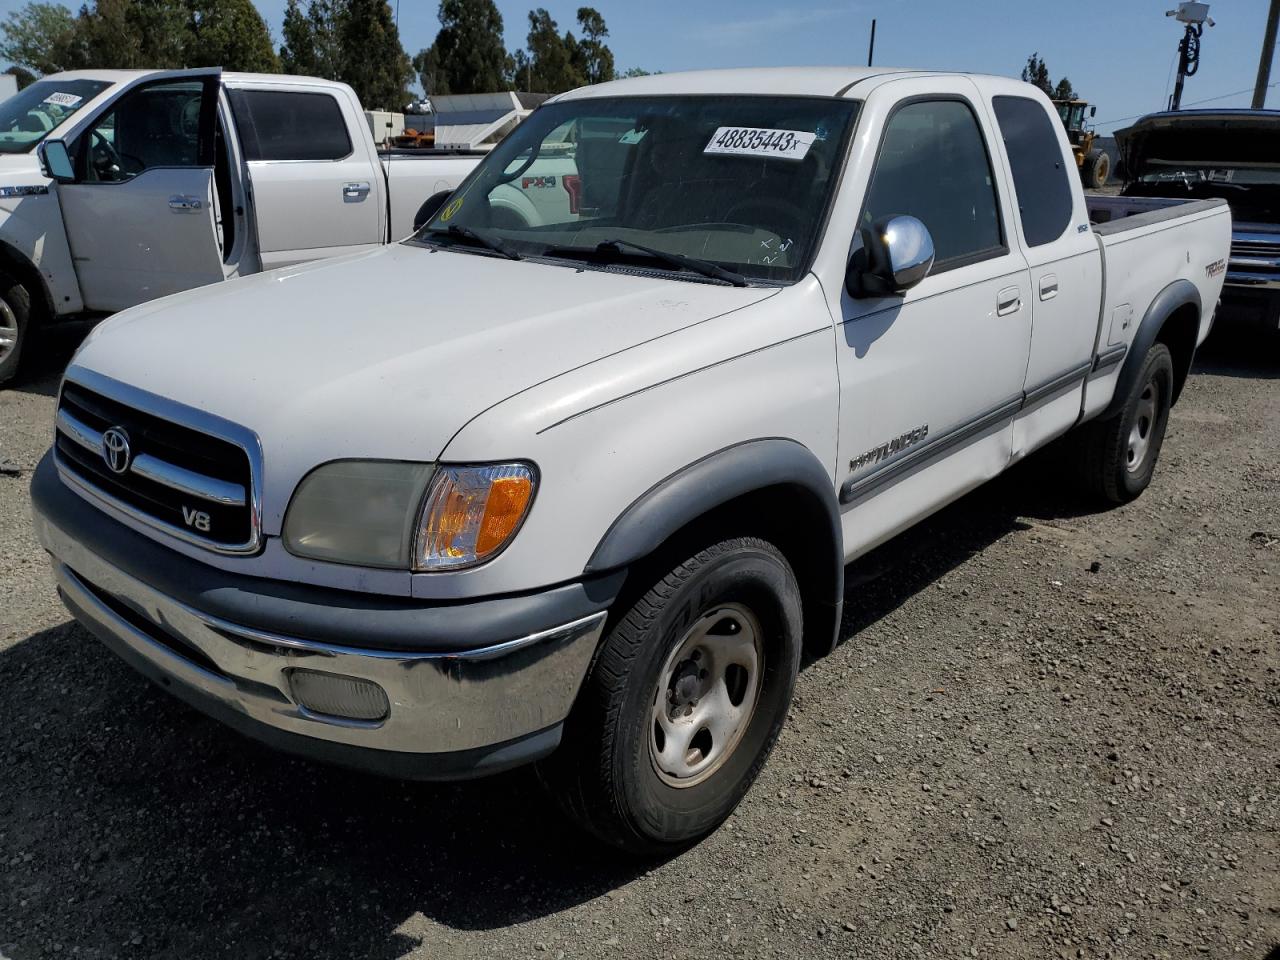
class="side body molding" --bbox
[1103,278,1200,418]
[586,438,845,657]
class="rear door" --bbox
[829,77,1034,556]
[986,86,1104,456]
[226,83,383,270]
[57,70,225,312]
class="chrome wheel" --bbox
[1126,378,1159,473]
[650,603,763,788]
[0,297,16,366]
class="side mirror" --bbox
[37,139,75,184]
[413,190,453,232]
[1090,106,1097,118]
[846,215,935,298]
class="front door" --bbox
[58,72,225,313]
[831,82,1034,557]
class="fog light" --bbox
[288,670,389,722]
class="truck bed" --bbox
[1086,194,1222,231]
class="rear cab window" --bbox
[228,90,352,161]
[991,96,1074,247]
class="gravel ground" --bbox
[1,330,1277,960]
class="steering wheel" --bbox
[89,130,145,181]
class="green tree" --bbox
[0,2,80,74]
[421,0,507,96]
[621,66,651,78]
[526,8,583,94]
[337,0,411,108]
[1020,52,1052,96]
[572,7,612,85]
[187,0,278,71]
[1022,52,1075,101]
[279,0,341,78]
[413,43,445,95]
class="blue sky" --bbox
[3,0,1276,134]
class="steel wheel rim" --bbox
[650,602,764,789]
[0,298,16,365]
[1126,379,1159,473]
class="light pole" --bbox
[1254,0,1280,108]
[1165,2,1215,111]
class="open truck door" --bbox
[51,69,225,313]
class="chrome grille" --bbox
[54,378,258,552]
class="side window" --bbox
[76,81,207,183]
[229,91,352,162]
[992,96,1074,247]
[861,99,1004,269]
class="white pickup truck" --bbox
[0,67,482,383]
[31,67,1231,854]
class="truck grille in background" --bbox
[54,380,256,551]
[1228,233,1280,282]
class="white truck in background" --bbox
[0,67,485,383]
[32,68,1230,854]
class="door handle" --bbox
[343,181,371,202]
[996,287,1022,316]
[168,195,202,213]
[1039,274,1059,301]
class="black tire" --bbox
[539,537,803,855]
[1083,150,1110,189]
[1077,342,1174,504]
[0,272,32,387]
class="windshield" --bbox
[0,79,111,154]
[412,95,860,284]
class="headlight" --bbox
[283,460,536,571]
[413,463,536,570]
[284,460,436,568]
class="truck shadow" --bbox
[0,621,647,957]
[0,449,1102,956]
[1193,326,1280,380]
[836,449,1098,641]
[10,321,95,398]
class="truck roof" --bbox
[44,68,351,92]
[553,66,1010,101]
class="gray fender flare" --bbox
[1103,278,1200,419]
[585,438,845,657]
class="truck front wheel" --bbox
[0,273,32,386]
[541,537,802,855]
[1078,342,1174,504]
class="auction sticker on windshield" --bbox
[42,92,83,108]
[704,127,815,161]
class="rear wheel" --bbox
[1077,342,1174,504]
[539,537,802,855]
[0,273,32,387]
[1083,150,1111,189]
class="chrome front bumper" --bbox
[38,511,607,771]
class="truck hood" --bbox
[70,243,775,506]
[1115,109,1280,180]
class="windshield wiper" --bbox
[545,238,749,287]
[425,224,522,261]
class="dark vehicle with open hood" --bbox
[1095,109,1279,339]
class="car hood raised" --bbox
[70,243,775,504]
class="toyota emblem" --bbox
[101,426,132,475]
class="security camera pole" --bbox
[1254,0,1280,108]
[1165,2,1214,111]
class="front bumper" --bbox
[31,453,613,780]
